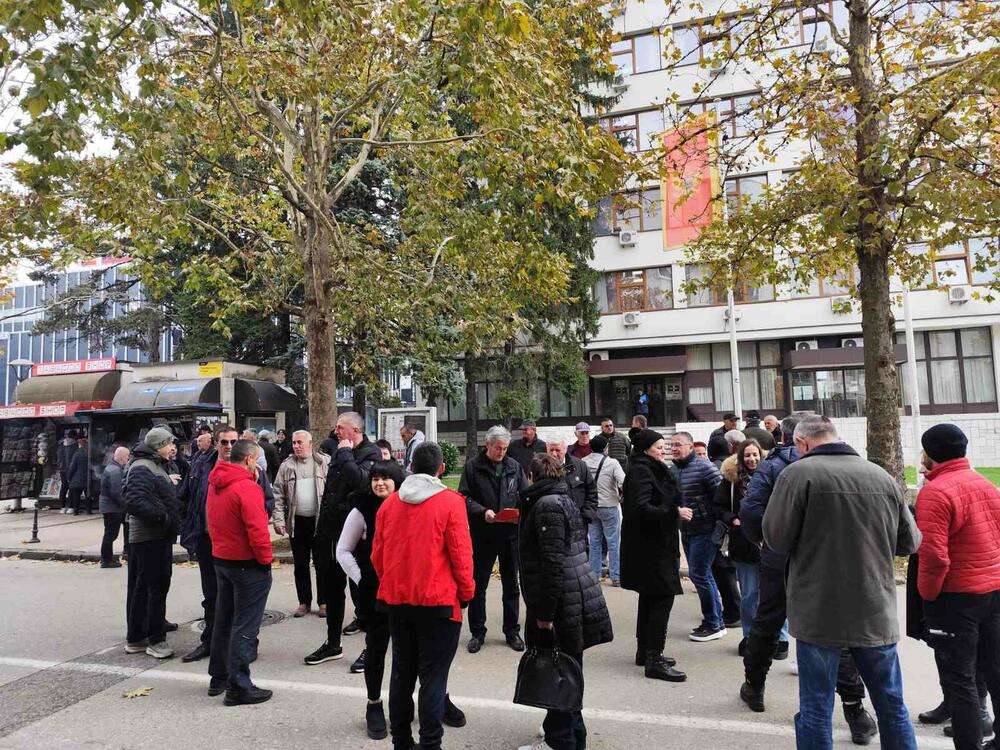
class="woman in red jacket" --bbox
[206,440,274,706]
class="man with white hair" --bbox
[763,415,781,445]
[718,429,746,467]
[272,430,330,618]
[99,446,132,568]
[459,425,527,654]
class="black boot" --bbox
[443,694,466,728]
[644,651,686,682]
[919,701,951,725]
[843,702,878,746]
[635,643,674,667]
[740,681,765,712]
[943,703,994,739]
[366,701,388,740]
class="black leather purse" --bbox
[513,629,584,712]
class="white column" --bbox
[902,287,922,457]
[727,289,743,421]
[991,324,1000,407]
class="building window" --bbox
[601,109,665,153]
[725,174,768,214]
[681,94,763,139]
[790,267,856,298]
[790,369,866,417]
[597,266,673,314]
[612,32,663,75]
[687,340,783,412]
[686,264,774,307]
[593,188,663,235]
[897,327,996,407]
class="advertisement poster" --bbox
[377,407,437,464]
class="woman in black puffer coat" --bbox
[519,453,613,750]
[620,429,692,682]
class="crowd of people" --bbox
[95,409,1000,750]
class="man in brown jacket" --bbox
[272,430,330,617]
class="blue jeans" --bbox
[588,508,620,582]
[683,534,723,630]
[733,561,789,641]
[796,641,915,750]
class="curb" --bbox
[0,547,296,564]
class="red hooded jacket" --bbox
[372,474,475,622]
[916,458,1000,600]
[207,460,273,566]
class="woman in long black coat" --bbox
[620,429,692,682]
[518,453,613,750]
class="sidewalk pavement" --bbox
[0,501,292,563]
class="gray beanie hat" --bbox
[144,427,175,451]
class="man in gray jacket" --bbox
[99,447,131,568]
[763,415,921,750]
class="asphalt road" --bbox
[0,557,953,749]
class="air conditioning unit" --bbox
[613,83,629,94]
[830,295,853,312]
[589,350,610,362]
[617,230,636,247]
[815,37,829,52]
[622,311,642,328]
[795,339,819,351]
[841,337,864,348]
[710,63,727,76]
[949,285,972,304]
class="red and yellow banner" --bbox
[661,111,720,249]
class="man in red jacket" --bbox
[372,441,475,750]
[916,423,1000,750]
[206,440,274,707]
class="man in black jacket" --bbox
[124,427,182,660]
[546,438,598,524]
[507,420,547,475]
[460,425,527,654]
[305,411,381,666]
[707,413,739,464]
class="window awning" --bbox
[235,379,301,412]
[587,355,688,379]
[784,344,908,371]
[14,371,122,405]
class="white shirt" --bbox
[294,456,318,517]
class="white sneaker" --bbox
[789,659,799,675]
[518,741,554,750]
[145,641,174,659]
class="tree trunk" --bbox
[300,222,338,437]
[847,1,904,482]
[147,314,162,363]
[858,250,903,479]
[352,382,367,416]
[464,353,479,457]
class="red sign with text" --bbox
[0,401,112,420]
[31,358,117,378]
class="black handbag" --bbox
[513,629,584,712]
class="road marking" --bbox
[0,656,953,748]
[95,646,118,655]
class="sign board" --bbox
[198,361,224,377]
[32,358,117,377]
[0,401,113,420]
[377,407,437,465]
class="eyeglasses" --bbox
[218,439,236,446]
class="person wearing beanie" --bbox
[915,423,1000,749]
[124,426,182,659]
[620,427,692,682]
[581,433,626,585]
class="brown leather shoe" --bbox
[317,604,327,618]
[293,604,310,618]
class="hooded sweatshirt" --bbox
[371,474,475,622]
[206,460,273,567]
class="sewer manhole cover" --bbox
[191,609,287,633]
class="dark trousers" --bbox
[712,556,741,624]
[58,472,70,509]
[469,532,520,639]
[101,512,128,563]
[636,593,675,654]
[314,524,358,645]
[208,563,272,691]
[196,534,217,645]
[543,650,586,750]
[291,515,324,606]
[69,487,88,513]
[364,611,391,701]
[745,565,865,703]
[925,590,1000,750]
[126,538,173,645]
[387,614,461,750]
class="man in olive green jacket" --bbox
[764,415,921,749]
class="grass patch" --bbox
[905,466,1000,487]
[443,475,461,490]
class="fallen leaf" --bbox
[123,687,153,699]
